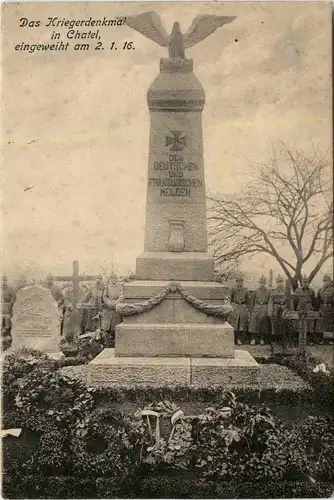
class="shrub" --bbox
[71,407,147,479]
[3,427,73,478]
[55,356,88,368]
[280,354,334,410]
[2,475,97,499]
[3,476,332,499]
[77,329,114,361]
[13,368,94,430]
[2,334,12,351]
[2,352,333,499]
[131,396,334,484]
[90,384,317,408]
[286,415,334,482]
[2,429,40,476]
[3,360,95,479]
[2,348,57,411]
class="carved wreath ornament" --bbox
[116,281,233,319]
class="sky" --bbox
[1,1,332,285]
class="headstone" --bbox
[11,285,61,353]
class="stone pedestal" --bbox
[115,280,234,357]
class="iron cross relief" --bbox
[165,131,187,151]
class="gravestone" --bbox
[88,13,260,386]
[11,285,61,353]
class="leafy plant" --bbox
[285,415,334,482]
[13,367,94,432]
[71,407,145,479]
[2,349,57,411]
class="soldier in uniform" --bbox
[249,275,271,345]
[1,275,16,337]
[44,274,65,307]
[44,274,65,332]
[293,276,317,345]
[101,273,122,343]
[229,276,250,345]
[82,275,105,332]
[316,274,334,345]
[62,284,87,339]
[268,275,293,348]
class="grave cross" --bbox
[53,260,96,309]
[283,289,319,355]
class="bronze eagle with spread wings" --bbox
[119,12,236,59]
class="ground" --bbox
[244,344,334,367]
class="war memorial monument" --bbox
[88,12,260,386]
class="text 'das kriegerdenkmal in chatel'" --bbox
[14,16,135,54]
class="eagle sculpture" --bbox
[119,12,236,59]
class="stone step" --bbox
[88,348,259,387]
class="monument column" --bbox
[136,58,214,281]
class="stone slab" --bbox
[115,323,234,357]
[136,252,214,281]
[191,350,260,386]
[87,349,260,388]
[11,285,61,353]
[88,349,191,386]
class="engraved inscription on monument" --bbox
[147,114,206,206]
[11,284,61,352]
[150,153,203,200]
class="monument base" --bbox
[87,349,260,387]
[116,323,234,357]
[116,279,234,357]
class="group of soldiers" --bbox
[1,272,333,348]
[1,276,16,338]
[0,273,124,341]
[227,274,334,346]
[46,273,123,338]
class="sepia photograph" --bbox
[1,0,333,498]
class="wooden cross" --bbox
[283,291,319,355]
[53,260,96,309]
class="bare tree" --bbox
[208,143,333,290]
